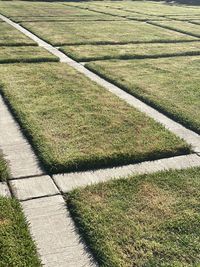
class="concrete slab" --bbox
[10,175,59,201]
[53,154,200,192]
[22,195,97,267]
[0,182,10,197]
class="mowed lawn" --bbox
[0,21,36,46]
[150,21,200,38]
[97,0,200,16]
[64,3,157,20]
[0,157,40,266]
[0,63,189,173]
[0,1,117,21]
[68,167,200,267]
[0,46,58,64]
[60,42,200,61]
[86,56,200,133]
[20,21,197,46]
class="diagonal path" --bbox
[0,13,200,267]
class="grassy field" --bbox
[0,155,9,181]
[0,46,58,64]
[0,1,104,17]
[20,20,196,46]
[150,21,200,38]
[0,62,189,173]
[64,3,158,20]
[60,41,200,61]
[94,0,200,16]
[86,56,200,133]
[0,22,36,46]
[68,167,200,267]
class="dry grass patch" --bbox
[68,167,200,267]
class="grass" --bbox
[11,15,121,23]
[94,0,200,16]
[191,20,200,25]
[0,197,41,266]
[0,62,189,173]
[150,21,200,38]
[64,3,157,20]
[0,155,40,266]
[67,167,200,267]
[0,22,36,46]
[0,1,103,17]
[86,56,200,133]
[0,46,58,64]
[0,154,9,181]
[60,41,200,61]
[20,21,197,46]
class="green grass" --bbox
[67,167,200,267]
[20,20,197,46]
[64,3,157,20]
[0,1,103,17]
[150,21,200,38]
[0,196,41,267]
[0,22,36,46]
[0,62,189,173]
[12,15,121,23]
[0,46,58,64]
[60,41,200,61]
[86,56,200,133]
[0,155,9,181]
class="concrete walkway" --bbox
[0,13,200,267]
[0,96,96,267]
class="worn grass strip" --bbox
[60,42,200,62]
[86,56,200,134]
[67,167,200,267]
[149,21,200,38]
[0,46,58,64]
[20,20,197,46]
[0,21,36,46]
[0,196,41,266]
[0,62,189,174]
